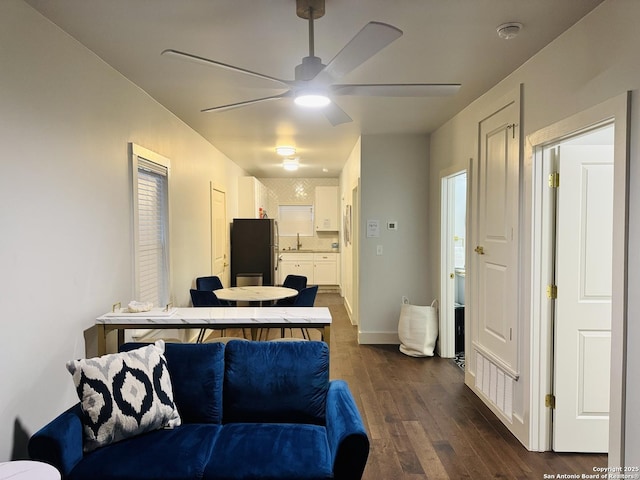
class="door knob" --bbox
[450,273,455,279]
[474,246,485,255]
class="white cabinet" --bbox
[238,176,267,218]
[279,252,339,285]
[314,186,339,232]
[278,253,314,285]
[313,253,339,285]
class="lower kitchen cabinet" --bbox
[313,253,339,285]
[278,253,314,285]
[278,252,340,285]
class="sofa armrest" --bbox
[28,404,84,477]
[325,380,369,480]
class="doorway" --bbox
[351,183,360,326]
[440,170,467,360]
[211,183,228,285]
[528,93,629,459]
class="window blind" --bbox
[278,205,314,236]
[137,158,169,307]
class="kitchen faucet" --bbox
[297,233,302,250]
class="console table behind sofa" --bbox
[95,306,332,355]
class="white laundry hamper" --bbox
[397,298,439,357]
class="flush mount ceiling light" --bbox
[282,158,300,171]
[275,146,296,156]
[497,22,522,40]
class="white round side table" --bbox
[0,460,60,479]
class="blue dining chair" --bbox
[281,285,319,340]
[190,289,223,307]
[196,276,224,291]
[276,275,308,306]
[292,285,318,307]
[195,275,231,306]
[190,289,224,342]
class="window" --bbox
[278,205,314,236]
[131,144,170,308]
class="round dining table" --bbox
[212,286,300,340]
[214,286,298,304]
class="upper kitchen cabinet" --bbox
[238,176,267,218]
[314,186,339,232]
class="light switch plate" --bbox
[387,221,398,230]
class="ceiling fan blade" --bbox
[323,102,352,126]
[331,83,462,97]
[162,49,290,87]
[313,22,403,85]
[201,92,290,113]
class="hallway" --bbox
[316,293,607,480]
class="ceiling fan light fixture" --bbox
[275,146,296,156]
[294,92,331,108]
[282,158,300,171]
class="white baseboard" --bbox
[357,331,400,344]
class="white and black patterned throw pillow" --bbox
[66,340,181,452]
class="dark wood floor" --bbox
[315,293,607,480]
[205,293,607,479]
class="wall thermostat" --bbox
[387,221,398,230]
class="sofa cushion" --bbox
[121,342,225,424]
[223,340,329,425]
[67,424,221,480]
[66,340,181,452]
[203,423,332,480]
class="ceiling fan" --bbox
[162,0,461,126]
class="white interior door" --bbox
[211,185,228,284]
[441,175,457,358]
[475,100,519,375]
[440,170,467,358]
[553,135,614,452]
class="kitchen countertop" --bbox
[280,249,340,253]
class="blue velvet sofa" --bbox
[28,340,369,480]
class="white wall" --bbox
[0,0,245,460]
[339,138,361,321]
[429,0,639,464]
[358,134,430,343]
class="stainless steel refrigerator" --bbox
[230,218,279,286]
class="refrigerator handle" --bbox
[275,220,279,271]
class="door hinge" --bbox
[545,394,556,409]
[548,172,560,188]
[546,284,558,299]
